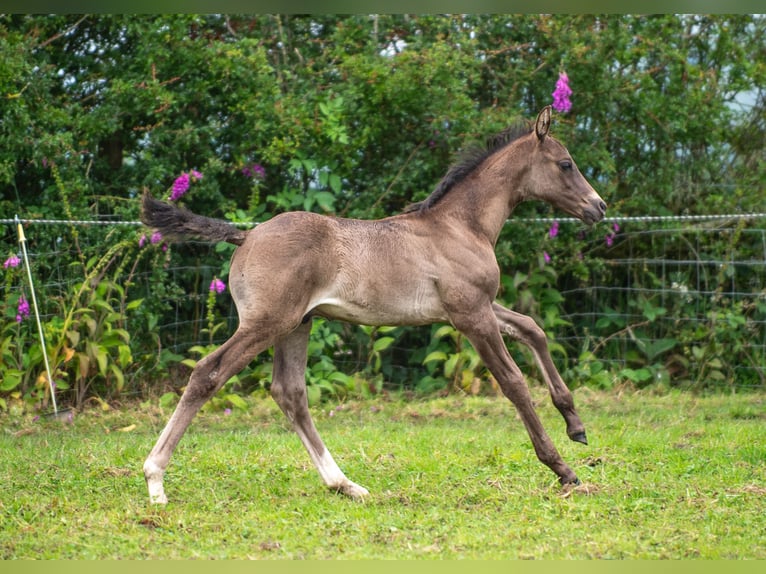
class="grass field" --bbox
[1,387,764,559]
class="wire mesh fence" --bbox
[2,213,765,395]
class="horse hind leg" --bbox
[492,303,588,445]
[144,327,273,504]
[271,320,369,499]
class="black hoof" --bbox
[560,476,581,486]
[570,431,588,445]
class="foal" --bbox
[141,106,606,504]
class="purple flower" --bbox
[224,408,232,416]
[16,295,30,323]
[243,164,265,180]
[138,234,147,248]
[170,172,190,201]
[210,278,226,294]
[613,222,621,233]
[543,251,551,264]
[552,72,572,113]
[150,231,163,244]
[3,255,20,269]
[549,220,559,239]
[190,170,203,180]
[605,233,615,247]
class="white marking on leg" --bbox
[295,429,369,498]
[144,459,168,505]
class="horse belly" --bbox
[311,280,447,327]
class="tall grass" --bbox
[1,388,764,559]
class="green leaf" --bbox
[423,350,448,365]
[329,173,342,193]
[0,370,22,391]
[372,336,395,353]
[95,345,108,376]
[444,353,460,378]
[644,338,678,361]
[109,363,125,392]
[306,384,322,406]
[313,191,336,212]
[224,393,248,411]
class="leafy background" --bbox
[1,15,765,412]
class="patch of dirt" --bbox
[727,484,766,496]
[560,482,602,498]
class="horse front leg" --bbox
[453,307,580,485]
[492,302,588,445]
[144,328,271,504]
[271,321,369,499]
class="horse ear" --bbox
[535,106,551,142]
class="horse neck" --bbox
[430,146,529,245]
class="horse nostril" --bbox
[599,201,607,214]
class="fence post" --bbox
[15,215,58,415]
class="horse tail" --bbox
[140,191,247,246]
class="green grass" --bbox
[1,387,764,559]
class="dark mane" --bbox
[404,121,533,213]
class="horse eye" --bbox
[559,160,573,171]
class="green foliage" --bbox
[2,15,765,408]
[422,325,490,395]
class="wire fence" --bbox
[2,212,765,391]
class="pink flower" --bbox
[138,234,147,248]
[210,278,226,294]
[150,231,163,244]
[3,255,20,268]
[613,222,621,233]
[16,295,30,322]
[242,164,265,179]
[552,72,572,113]
[169,170,203,200]
[548,220,559,239]
[605,233,615,247]
[543,251,551,264]
[170,172,190,201]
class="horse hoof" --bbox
[570,431,588,445]
[148,492,168,505]
[560,476,581,487]
[334,481,370,499]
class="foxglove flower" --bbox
[16,295,30,322]
[549,220,560,239]
[552,72,572,113]
[3,255,20,269]
[242,164,265,179]
[150,231,163,244]
[210,278,226,294]
[543,251,551,264]
[170,172,190,201]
